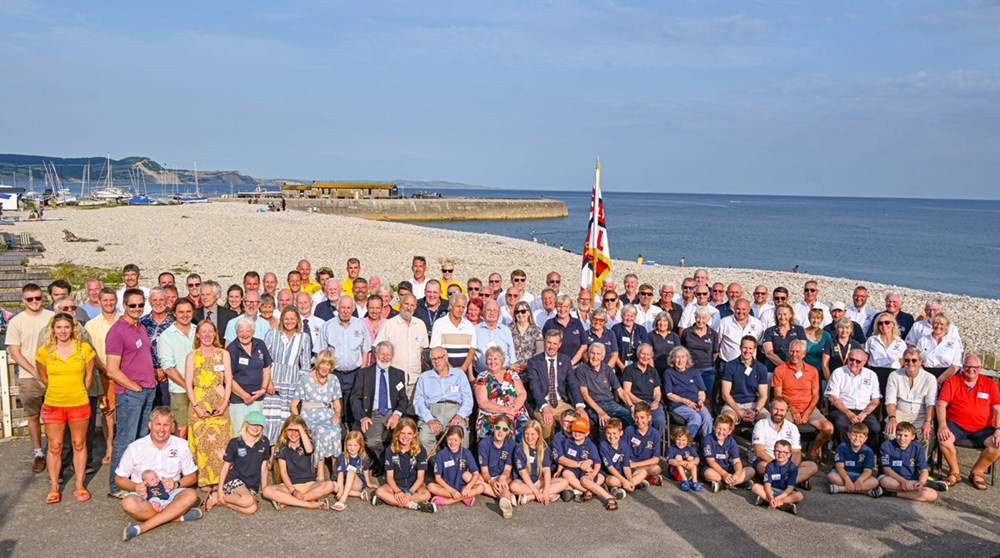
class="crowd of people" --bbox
[5,258,999,541]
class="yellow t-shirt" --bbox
[36,342,96,407]
[341,278,355,298]
[301,278,321,295]
[440,279,465,300]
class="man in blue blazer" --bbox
[350,341,408,470]
[525,329,580,440]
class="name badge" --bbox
[744,367,753,376]
[238,357,249,366]
[613,454,622,463]
[770,473,781,480]
[622,336,631,343]
[237,447,247,457]
[396,382,404,391]
[443,460,455,468]
[978,392,990,399]
[214,364,225,372]
[528,456,535,464]
[630,437,641,446]
[135,339,143,349]
[794,371,803,379]
[845,460,856,467]
[716,454,726,460]
[347,465,357,472]
[449,385,460,393]
[892,460,903,467]
[567,448,578,457]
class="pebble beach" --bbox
[18,202,1000,357]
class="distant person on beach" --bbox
[678,257,685,267]
[793,281,831,328]
[792,265,799,274]
[636,254,643,265]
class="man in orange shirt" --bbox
[936,354,1000,491]
[772,340,834,463]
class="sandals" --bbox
[46,491,61,504]
[604,497,618,511]
[332,501,347,511]
[316,498,331,510]
[73,489,91,502]
[270,499,284,511]
[580,490,594,502]
[970,473,988,491]
[944,472,961,487]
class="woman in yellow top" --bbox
[35,313,95,504]
[185,320,233,492]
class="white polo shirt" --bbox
[905,320,960,345]
[793,301,831,328]
[715,315,765,362]
[678,302,720,330]
[115,434,197,484]
[845,305,878,332]
[915,335,964,368]
[752,417,801,459]
[824,366,881,409]
[864,336,907,368]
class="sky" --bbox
[2,0,999,198]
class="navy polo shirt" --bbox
[764,459,798,491]
[226,338,273,404]
[599,440,631,475]
[514,445,552,483]
[667,445,698,462]
[574,363,621,404]
[560,437,599,476]
[621,364,661,404]
[223,435,271,492]
[650,331,681,371]
[702,433,740,473]
[336,453,372,485]
[433,446,476,490]
[835,443,875,477]
[720,359,769,405]
[662,368,706,410]
[879,439,927,481]
[623,425,661,462]
[477,437,516,479]
[385,447,428,489]
[276,443,313,484]
[587,328,619,365]
[680,327,719,369]
[543,317,588,360]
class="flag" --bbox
[580,159,611,296]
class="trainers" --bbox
[370,491,382,506]
[779,503,797,515]
[560,490,575,502]
[179,508,203,522]
[499,497,513,519]
[754,495,765,506]
[612,487,627,500]
[462,496,476,507]
[107,489,127,500]
[647,475,663,487]
[32,455,46,473]
[828,484,842,494]
[418,501,437,514]
[690,481,703,492]
[637,480,649,490]
[741,479,754,490]
[926,479,949,492]
[710,481,722,494]
[869,487,884,499]
[122,524,140,542]
[680,480,691,492]
[431,496,446,506]
[797,479,812,491]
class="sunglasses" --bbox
[489,279,501,284]
[754,292,768,296]
[774,297,787,302]
[468,287,480,291]
[804,288,817,293]
[548,279,561,284]
[682,286,695,290]
[512,278,526,283]
[60,305,78,311]
[23,296,43,302]
[441,269,454,274]
[847,358,864,363]
[695,292,709,296]
[479,293,491,298]
[494,425,511,433]
[639,292,653,296]
[712,289,724,293]
[903,358,920,363]
[515,309,529,315]
[603,297,617,302]
[773,450,791,455]
[188,282,201,288]
[126,303,144,309]
[877,321,892,326]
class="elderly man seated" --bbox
[824,349,881,450]
[936,354,1000,490]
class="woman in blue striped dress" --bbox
[263,306,313,444]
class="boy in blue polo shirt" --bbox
[558,417,618,510]
[827,422,881,497]
[878,421,947,502]
[666,426,702,492]
[751,440,802,515]
[702,414,753,493]
[623,402,663,486]
[600,418,649,500]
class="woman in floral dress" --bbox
[184,320,232,490]
[292,349,343,481]
[473,346,529,442]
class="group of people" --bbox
[6,258,999,540]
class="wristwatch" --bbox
[887,415,895,420]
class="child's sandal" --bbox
[332,501,347,511]
[580,490,594,502]
[604,497,618,511]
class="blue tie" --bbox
[378,368,389,416]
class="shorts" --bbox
[720,402,762,422]
[945,421,994,448]
[805,408,826,423]
[40,403,92,424]
[223,478,258,496]
[17,377,46,416]
[846,471,861,482]
[668,466,686,481]
[170,394,189,427]
[148,488,179,507]
[770,486,794,497]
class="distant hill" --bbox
[0,153,493,191]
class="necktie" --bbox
[548,357,558,405]
[206,309,213,324]
[303,318,310,335]
[378,368,389,416]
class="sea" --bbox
[20,181,1000,299]
[401,188,1000,300]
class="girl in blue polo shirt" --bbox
[261,415,337,511]
[556,416,617,510]
[428,425,484,507]
[214,410,271,514]
[333,431,374,511]
[511,420,569,505]
[478,415,517,519]
[702,415,753,493]
[373,418,436,513]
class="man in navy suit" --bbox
[193,280,237,344]
[525,329,579,440]
[350,341,408,468]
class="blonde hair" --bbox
[521,420,548,472]
[314,349,336,372]
[276,415,310,449]
[240,419,264,446]
[43,313,83,354]
[390,418,421,458]
[344,430,368,460]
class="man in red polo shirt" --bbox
[937,354,1000,491]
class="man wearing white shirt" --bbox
[793,280,831,328]
[532,272,565,311]
[758,287,790,329]
[752,397,819,485]
[678,286,720,331]
[532,288,558,326]
[116,264,151,316]
[905,299,960,345]
[715,299,764,363]
[845,285,878,333]
[825,350,882,447]
[634,283,660,329]
[409,256,429,300]
[750,284,774,319]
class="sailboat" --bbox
[90,154,128,202]
[177,161,208,203]
[126,166,155,205]
[51,161,78,205]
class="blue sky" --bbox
[2,0,999,198]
